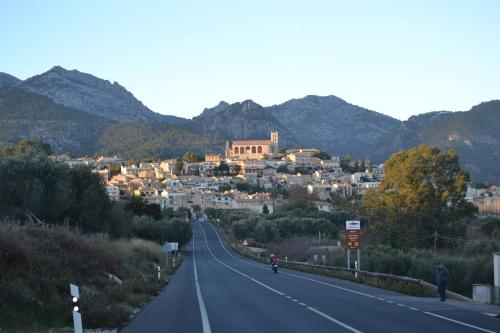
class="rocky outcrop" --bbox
[266,95,401,157]
[190,100,299,148]
[0,73,21,88]
[17,66,184,123]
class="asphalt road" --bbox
[121,221,500,333]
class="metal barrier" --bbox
[232,241,472,302]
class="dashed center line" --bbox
[204,223,497,333]
[198,223,363,333]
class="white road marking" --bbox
[386,300,394,304]
[208,223,377,300]
[299,302,307,306]
[483,313,498,317]
[292,299,298,302]
[286,296,292,299]
[396,304,406,307]
[207,223,497,332]
[199,224,363,332]
[193,238,212,333]
[307,307,363,333]
[200,224,284,296]
[423,311,497,333]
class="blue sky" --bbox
[1,0,499,120]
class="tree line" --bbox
[0,140,192,246]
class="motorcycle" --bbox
[272,263,278,274]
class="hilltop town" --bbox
[52,131,500,217]
[51,132,377,214]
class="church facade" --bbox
[225,132,279,160]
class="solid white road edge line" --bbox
[193,236,212,333]
[423,311,497,333]
[199,224,284,296]
[207,223,499,332]
[208,223,377,298]
[199,223,363,333]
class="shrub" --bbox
[0,225,168,331]
[0,155,126,237]
[481,217,500,236]
[130,216,192,247]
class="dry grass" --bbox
[0,225,175,332]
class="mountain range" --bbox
[0,66,499,183]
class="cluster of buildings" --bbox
[56,132,384,215]
[466,185,500,217]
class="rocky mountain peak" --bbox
[240,99,262,112]
[18,66,165,122]
[0,72,22,88]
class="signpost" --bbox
[242,239,249,246]
[345,221,362,270]
[346,230,361,249]
[162,241,179,269]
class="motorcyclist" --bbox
[270,254,279,268]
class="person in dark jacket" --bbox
[436,263,449,301]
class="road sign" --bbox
[242,240,249,246]
[346,220,361,230]
[162,242,178,252]
[346,230,361,250]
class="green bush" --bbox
[130,216,192,246]
[361,245,493,297]
[0,225,169,331]
[0,155,126,238]
[217,201,344,242]
[481,217,500,236]
[232,220,250,240]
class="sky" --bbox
[1,0,499,120]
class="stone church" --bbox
[225,132,279,160]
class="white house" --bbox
[105,184,120,201]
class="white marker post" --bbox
[70,283,83,333]
[157,265,161,280]
[494,252,500,304]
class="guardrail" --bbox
[227,239,472,301]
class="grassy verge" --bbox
[0,224,181,332]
